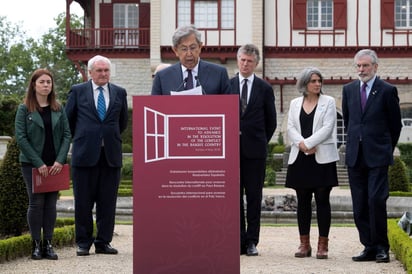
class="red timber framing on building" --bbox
[65,0,151,80]
[264,0,412,112]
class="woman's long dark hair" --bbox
[24,68,60,112]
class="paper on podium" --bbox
[170,86,203,95]
[32,164,70,193]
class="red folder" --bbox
[32,164,70,193]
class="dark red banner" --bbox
[133,95,240,274]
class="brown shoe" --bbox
[295,235,311,258]
[316,236,328,259]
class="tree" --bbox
[0,137,28,236]
[0,13,83,101]
[31,13,83,102]
[0,16,35,96]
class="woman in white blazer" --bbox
[285,67,339,260]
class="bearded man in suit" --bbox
[342,49,402,263]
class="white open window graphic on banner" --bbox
[144,107,226,163]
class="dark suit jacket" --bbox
[65,80,128,168]
[342,77,402,168]
[151,60,231,95]
[230,75,277,159]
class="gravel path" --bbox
[0,225,406,274]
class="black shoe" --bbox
[76,247,90,256]
[246,243,258,256]
[31,240,43,260]
[95,243,118,255]
[43,240,58,260]
[352,248,376,262]
[376,249,390,263]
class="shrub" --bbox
[264,166,276,187]
[122,143,132,153]
[121,156,133,180]
[388,219,412,273]
[0,95,20,136]
[389,157,410,192]
[272,144,285,154]
[398,143,412,167]
[0,137,28,236]
[0,222,75,263]
[397,143,412,183]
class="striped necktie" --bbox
[97,86,106,121]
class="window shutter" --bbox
[334,0,347,29]
[100,3,113,28]
[139,3,150,28]
[381,0,394,28]
[292,0,307,29]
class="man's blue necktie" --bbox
[97,86,106,121]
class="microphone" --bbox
[195,76,206,95]
[175,77,188,91]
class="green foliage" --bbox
[268,142,285,154]
[121,157,133,180]
[0,137,28,236]
[277,132,284,145]
[122,143,132,153]
[389,157,410,192]
[31,13,83,103]
[0,223,75,263]
[398,143,412,184]
[0,16,34,96]
[398,143,412,165]
[0,14,83,101]
[388,219,412,273]
[264,166,276,187]
[272,144,285,154]
[390,191,412,197]
[0,94,20,136]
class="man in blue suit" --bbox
[342,49,402,263]
[230,44,277,256]
[151,25,230,95]
[65,55,128,256]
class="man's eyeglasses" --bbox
[178,44,199,53]
[355,63,373,69]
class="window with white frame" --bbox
[307,0,333,29]
[177,0,234,29]
[114,4,139,46]
[395,0,412,28]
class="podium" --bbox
[133,95,240,273]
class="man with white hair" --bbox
[66,55,128,256]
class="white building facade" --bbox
[66,0,412,143]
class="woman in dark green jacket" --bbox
[15,68,71,260]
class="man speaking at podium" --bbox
[151,25,230,95]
